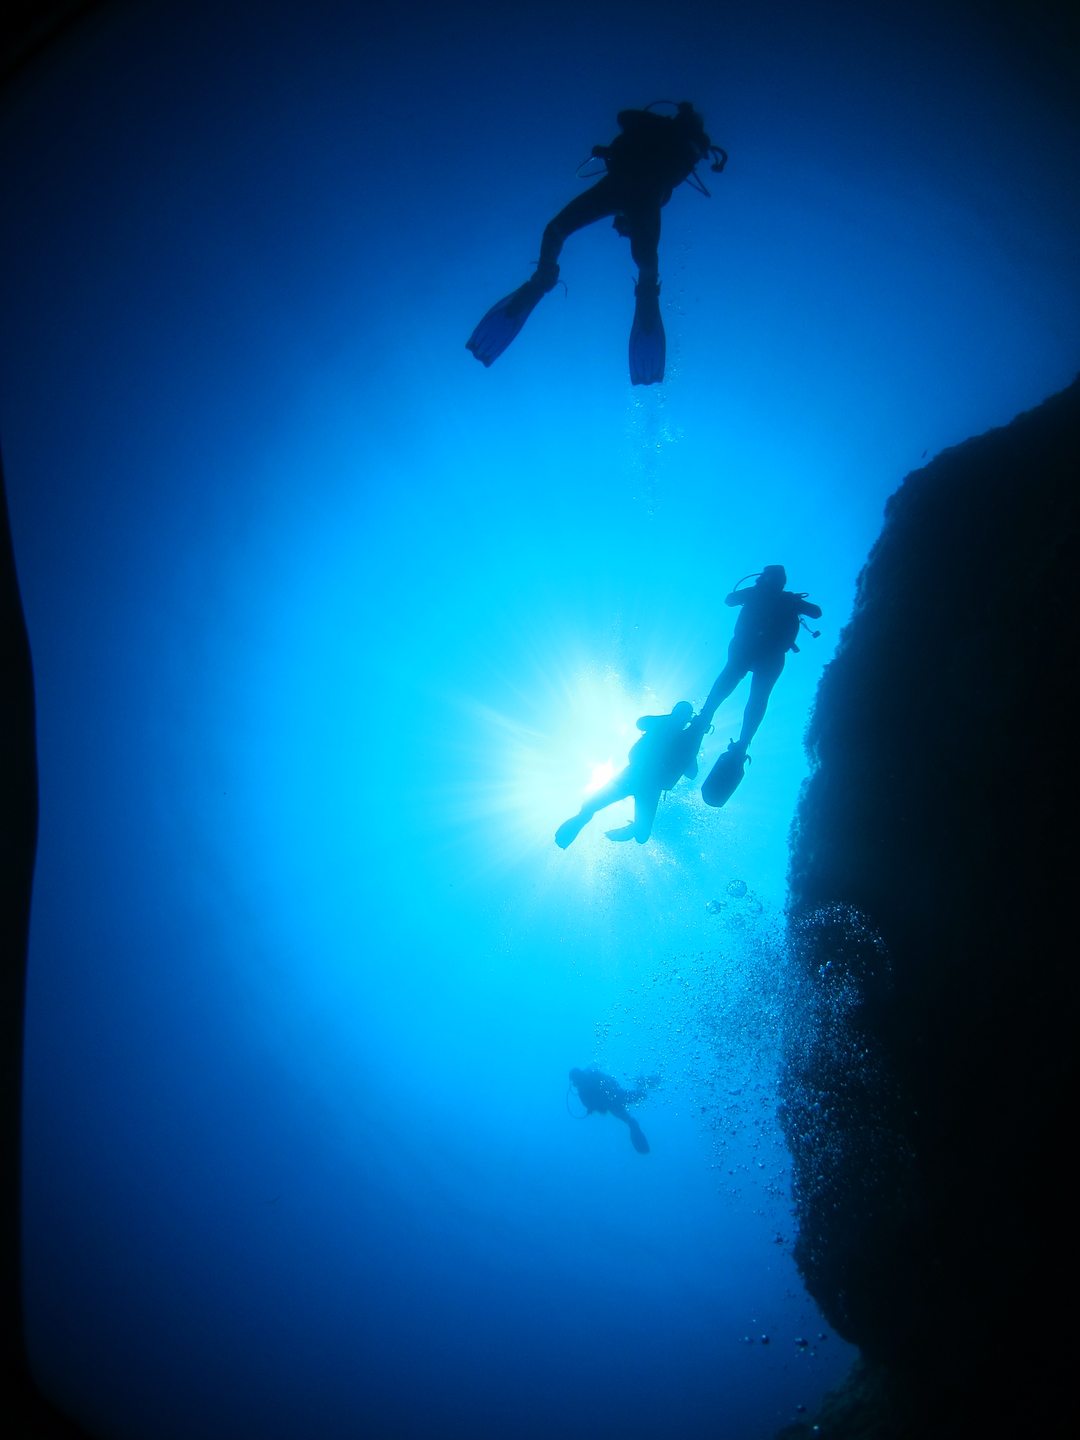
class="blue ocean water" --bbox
[1,2,1077,1437]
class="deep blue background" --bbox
[1,2,1077,1436]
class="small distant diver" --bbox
[692,566,822,808]
[568,1067,660,1154]
[466,101,727,386]
[555,700,702,848]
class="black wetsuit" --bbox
[702,584,823,747]
[539,108,709,281]
[555,707,700,846]
[626,709,700,789]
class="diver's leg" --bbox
[699,654,784,809]
[627,206,662,283]
[601,776,647,840]
[556,770,633,848]
[701,655,749,728]
[604,770,660,842]
[631,786,661,843]
[626,207,664,385]
[625,1115,650,1154]
[469,183,621,366]
[539,179,620,267]
[739,654,785,747]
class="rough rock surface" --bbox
[778,378,1078,1436]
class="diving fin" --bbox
[629,277,665,386]
[701,742,749,809]
[627,1117,650,1154]
[466,262,560,367]
[604,823,636,842]
[555,812,588,849]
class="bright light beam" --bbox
[432,642,699,884]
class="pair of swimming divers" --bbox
[555,564,822,848]
[466,99,822,849]
[467,102,822,1152]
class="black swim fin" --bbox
[604,823,636,842]
[627,1117,650,1154]
[466,263,560,367]
[629,277,665,386]
[701,742,748,808]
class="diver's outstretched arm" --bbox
[581,771,634,816]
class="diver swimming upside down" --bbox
[555,701,702,848]
[695,566,822,807]
[569,1067,660,1153]
[466,101,726,386]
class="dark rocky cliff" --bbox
[779,378,1079,1436]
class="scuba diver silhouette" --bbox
[568,1068,659,1154]
[693,566,822,807]
[555,701,702,848]
[466,101,727,386]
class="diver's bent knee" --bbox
[540,221,566,258]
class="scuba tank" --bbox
[577,99,728,193]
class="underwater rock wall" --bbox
[780,377,1078,1432]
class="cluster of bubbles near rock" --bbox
[592,878,795,1194]
[593,888,910,1266]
